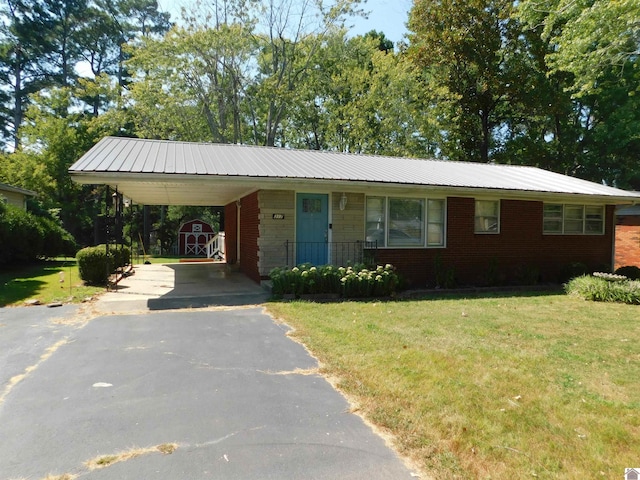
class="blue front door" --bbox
[296,193,329,265]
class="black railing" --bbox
[284,240,377,268]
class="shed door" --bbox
[296,193,329,265]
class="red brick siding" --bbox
[615,223,640,269]
[375,198,615,287]
[224,202,238,265]
[239,192,261,282]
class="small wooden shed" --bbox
[178,219,215,256]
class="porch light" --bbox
[339,192,348,211]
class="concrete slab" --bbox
[97,263,270,313]
[0,309,417,479]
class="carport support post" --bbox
[105,186,110,291]
[143,205,151,255]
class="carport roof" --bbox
[69,136,640,206]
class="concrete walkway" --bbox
[97,262,270,313]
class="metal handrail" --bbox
[284,240,377,268]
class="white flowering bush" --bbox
[270,263,400,298]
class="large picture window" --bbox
[543,204,604,235]
[366,196,445,247]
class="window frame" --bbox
[474,199,500,234]
[365,195,446,249]
[543,203,605,235]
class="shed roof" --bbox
[0,182,37,197]
[69,136,640,206]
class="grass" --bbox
[266,292,640,479]
[0,259,103,307]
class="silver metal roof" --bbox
[69,136,640,206]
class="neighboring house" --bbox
[178,219,216,256]
[69,137,640,287]
[0,182,36,210]
[615,204,640,269]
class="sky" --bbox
[158,0,412,44]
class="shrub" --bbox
[0,202,78,264]
[558,261,589,283]
[76,244,131,286]
[565,274,640,304]
[614,265,640,280]
[270,263,400,298]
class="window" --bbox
[427,199,445,246]
[388,198,424,246]
[365,196,445,247]
[475,200,499,233]
[543,204,604,235]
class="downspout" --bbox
[237,199,241,263]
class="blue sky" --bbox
[158,0,412,44]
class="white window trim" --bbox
[543,203,605,235]
[365,195,447,249]
[474,199,501,234]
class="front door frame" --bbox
[295,192,331,265]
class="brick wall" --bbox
[224,202,238,264]
[237,192,261,282]
[615,216,640,269]
[375,198,615,287]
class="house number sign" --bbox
[272,214,285,220]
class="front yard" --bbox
[267,293,640,479]
[0,259,103,307]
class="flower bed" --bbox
[269,263,400,299]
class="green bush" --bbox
[614,265,640,280]
[270,263,400,298]
[565,274,640,304]
[559,261,589,283]
[76,244,131,286]
[0,202,76,264]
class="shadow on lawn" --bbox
[0,261,70,307]
[268,285,565,305]
[399,285,565,302]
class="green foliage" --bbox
[270,263,400,298]
[0,202,76,265]
[434,253,456,289]
[614,265,640,281]
[559,261,589,283]
[565,275,640,305]
[76,244,131,286]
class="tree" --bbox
[0,0,57,150]
[250,0,365,146]
[515,0,640,185]
[519,0,640,96]
[408,0,525,163]
[284,31,436,156]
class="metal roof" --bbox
[69,136,640,206]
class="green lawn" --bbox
[0,259,103,307]
[267,293,640,479]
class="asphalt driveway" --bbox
[0,304,416,479]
